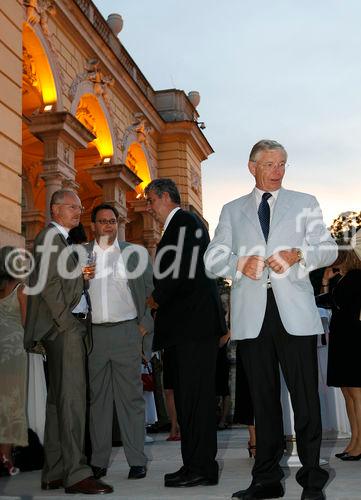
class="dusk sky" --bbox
[94,0,361,235]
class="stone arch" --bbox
[125,142,152,195]
[70,82,117,161]
[121,129,156,181]
[22,23,62,112]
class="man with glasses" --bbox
[24,189,113,494]
[86,204,153,483]
[205,140,338,500]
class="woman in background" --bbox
[0,247,28,475]
[324,235,361,461]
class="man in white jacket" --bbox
[204,140,337,500]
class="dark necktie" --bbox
[258,192,272,242]
[66,235,73,245]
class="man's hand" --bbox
[82,263,96,281]
[266,249,299,274]
[237,255,265,280]
[138,324,148,337]
[146,295,159,310]
[321,266,341,289]
[219,330,231,348]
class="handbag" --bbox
[141,362,155,392]
[315,292,334,309]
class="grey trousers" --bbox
[88,320,147,468]
[42,326,91,487]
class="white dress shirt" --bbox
[51,221,88,314]
[163,207,181,232]
[89,239,137,324]
[51,221,69,240]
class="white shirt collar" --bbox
[94,238,120,252]
[163,206,181,232]
[51,221,69,239]
[254,187,280,203]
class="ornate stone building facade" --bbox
[0,0,213,254]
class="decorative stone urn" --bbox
[107,13,123,36]
[188,91,201,108]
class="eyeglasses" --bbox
[95,219,118,225]
[54,203,84,212]
[252,161,290,170]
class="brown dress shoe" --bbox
[65,476,113,494]
[41,478,63,490]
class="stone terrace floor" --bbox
[0,427,360,500]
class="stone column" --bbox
[21,209,45,250]
[29,112,95,222]
[128,199,161,259]
[88,164,142,242]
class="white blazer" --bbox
[204,187,338,340]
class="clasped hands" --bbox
[237,249,299,280]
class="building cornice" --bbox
[161,121,214,161]
[55,0,165,131]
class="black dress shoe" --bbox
[41,478,63,490]
[232,482,284,499]
[91,466,107,479]
[301,489,325,500]
[165,470,218,487]
[146,422,171,433]
[335,451,348,459]
[164,466,188,480]
[340,452,361,461]
[128,465,147,479]
[65,477,113,494]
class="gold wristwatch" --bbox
[295,248,304,263]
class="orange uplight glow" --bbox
[23,25,57,107]
[126,142,151,193]
[76,94,114,159]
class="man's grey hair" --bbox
[249,140,287,162]
[144,179,181,205]
[50,189,78,208]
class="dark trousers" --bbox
[167,336,219,480]
[239,290,329,491]
[42,325,91,487]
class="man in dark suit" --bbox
[24,189,112,495]
[145,178,226,488]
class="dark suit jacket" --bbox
[152,209,226,350]
[24,224,86,349]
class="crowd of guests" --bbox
[0,139,360,500]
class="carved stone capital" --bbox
[29,111,95,148]
[88,163,142,193]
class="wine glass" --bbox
[82,251,96,279]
